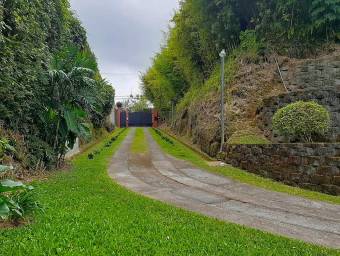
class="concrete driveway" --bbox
[109,128,340,249]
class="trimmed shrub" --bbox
[272,101,330,142]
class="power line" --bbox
[101,72,140,76]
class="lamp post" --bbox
[219,49,226,152]
[171,100,175,127]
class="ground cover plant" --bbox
[0,165,40,223]
[150,128,340,205]
[153,128,174,145]
[0,128,338,255]
[88,128,127,160]
[0,179,38,222]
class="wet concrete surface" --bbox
[108,128,340,249]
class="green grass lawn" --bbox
[0,128,338,255]
[150,128,340,205]
[130,128,148,154]
[227,129,270,145]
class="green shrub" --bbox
[238,30,264,63]
[0,138,16,160]
[0,177,40,221]
[272,101,331,142]
[9,190,41,221]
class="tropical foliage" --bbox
[142,0,340,111]
[0,0,115,170]
[0,164,39,221]
[272,101,331,142]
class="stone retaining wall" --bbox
[281,53,340,91]
[224,143,340,195]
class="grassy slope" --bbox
[0,129,338,255]
[227,130,270,145]
[150,128,340,205]
[130,128,148,154]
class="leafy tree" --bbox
[142,0,339,112]
[46,67,94,156]
[310,0,340,41]
[129,97,150,112]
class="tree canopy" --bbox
[142,0,340,111]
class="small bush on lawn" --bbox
[0,166,40,222]
[272,101,330,142]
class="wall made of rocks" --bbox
[224,143,340,195]
[281,54,340,92]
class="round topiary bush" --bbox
[272,101,330,142]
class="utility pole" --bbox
[219,49,226,152]
[171,100,175,127]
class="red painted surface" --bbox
[152,110,159,128]
[117,109,121,128]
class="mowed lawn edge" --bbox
[130,128,148,154]
[0,128,338,255]
[150,128,340,205]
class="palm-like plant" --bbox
[42,47,98,162]
[47,67,95,159]
[38,45,114,165]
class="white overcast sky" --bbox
[70,0,179,97]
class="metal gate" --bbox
[128,111,153,127]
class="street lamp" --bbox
[219,49,226,152]
[171,99,175,127]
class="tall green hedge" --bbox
[0,0,115,170]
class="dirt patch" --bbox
[129,152,153,169]
[0,219,31,229]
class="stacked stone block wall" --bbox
[224,143,340,195]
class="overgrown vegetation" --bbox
[0,129,338,255]
[0,1,115,172]
[272,101,331,142]
[142,0,339,112]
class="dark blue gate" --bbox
[128,111,153,127]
